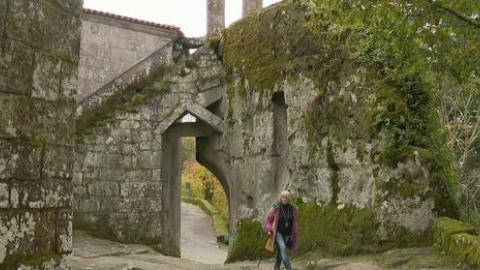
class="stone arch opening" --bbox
[161,109,229,258]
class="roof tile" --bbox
[82,8,182,33]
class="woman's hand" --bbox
[267,231,272,236]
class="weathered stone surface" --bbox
[0,40,34,95]
[0,0,80,267]
[35,1,81,61]
[44,180,73,208]
[43,146,75,179]
[61,61,79,100]
[0,140,42,180]
[32,52,62,100]
[207,0,225,36]
[0,182,9,208]
[12,181,44,208]
[5,0,36,45]
[0,1,6,35]
[0,95,75,145]
[50,0,83,15]
[195,87,223,107]
[56,211,73,253]
[77,12,177,101]
[0,211,57,266]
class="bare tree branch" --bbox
[431,2,480,30]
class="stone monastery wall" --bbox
[0,0,82,268]
[74,43,225,256]
[78,9,179,101]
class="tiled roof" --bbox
[82,8,182,33]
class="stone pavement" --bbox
[180,202,228,264]
[72,231,461,270]
[72,231,273,270]
[71,202,462,270]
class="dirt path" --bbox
[180,201,228,264]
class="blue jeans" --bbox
[274,232,291,269]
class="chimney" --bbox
[207,0,225,36]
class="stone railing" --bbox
[76,36,181,118]
[433,217,480,267]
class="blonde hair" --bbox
[279,190,291,200]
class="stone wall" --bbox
[78,11,178,101]
[0,0,81,268]
[73,42,225,256]
[220,0,458,257]
[72,0,459,259]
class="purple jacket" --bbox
[265,202,298,251]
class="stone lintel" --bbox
[168,122,219,137]
[156,102,223,135]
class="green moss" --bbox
[447,233,480,268]
[428,145,459,217]
[222,1,328,93]
[9,252,64,270]
[295,201,430,256]
[205,35,222,57]
[30,135,47,149]
[433,217,476,252]
[23,253,61,266]
[326,141,340,203]
[75,71,170,143]
[139,236,163,253]
[226,218,268,263]
[377,172,429,200]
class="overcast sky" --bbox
[83,0,281,37]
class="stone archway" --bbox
[72,42,232,257]
[159,105,227,256]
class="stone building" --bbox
[0,0,266,268]
[0,0,82,268]
[1,0,461,268]
[78,9,181,101]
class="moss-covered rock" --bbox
[433,217,476,253]
[448,233,480,268]
[432,217,480,268]
[225,219,267,263]
[222,0,459,255]
[75,74,169,143]
[20,253,63,268]
[296,201,430,256]
[222,1,329,95]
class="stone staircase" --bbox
[74,36,209,140]
[76,38,180,119]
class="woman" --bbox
[265,190,298,270]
